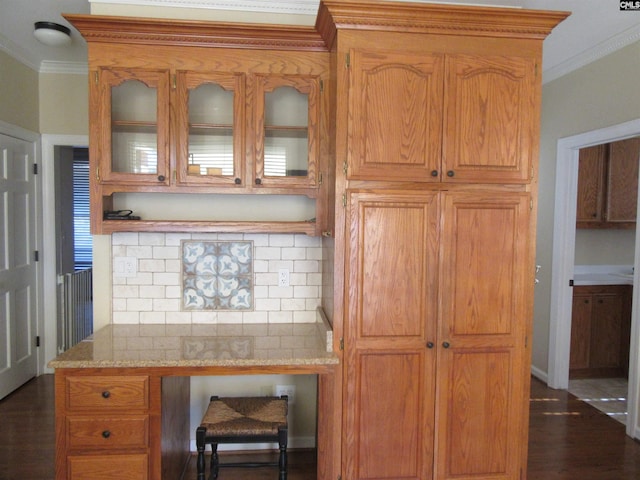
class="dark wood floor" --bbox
[1,375,639,479]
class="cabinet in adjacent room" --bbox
[576,137,640,229]
[570,284,632,378]
[317,2,567,479]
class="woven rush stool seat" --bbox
[196,395,288,480]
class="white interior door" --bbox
[0,132,38,399]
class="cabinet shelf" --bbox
[189,123,233,133]
[112,120,158,133]
[100,219,319,235]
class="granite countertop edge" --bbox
[48,356,340,369]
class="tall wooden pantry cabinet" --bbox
[317,2,567,479]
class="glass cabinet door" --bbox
[255,75,319,187]
[99,68,170,184]
[176,72,245,186]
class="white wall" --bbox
[533,40,640,376]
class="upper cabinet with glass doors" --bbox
[96,68,321,190]
[175,71,245,186]
[70,14,330,235]
[97,68,170,186]
[254,75,319,188]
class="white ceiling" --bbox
[0,0,639,82]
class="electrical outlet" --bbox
[278,268,290,287]
[114,256,137,277]
[275,384,296,405]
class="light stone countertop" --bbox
[573,265,634,286]
[48,320,338,369]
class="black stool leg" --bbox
[210,442,219,480]
[278,427,288,480]
[196,427,206,480]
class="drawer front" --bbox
[68,454,148,480]
[67,416,148,449]
[67,376,149,410]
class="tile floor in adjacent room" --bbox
[568,377,628,425]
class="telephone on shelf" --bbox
[103,209,141,220]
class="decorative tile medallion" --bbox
[182,241,253,311]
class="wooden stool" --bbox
[196,395,288,480]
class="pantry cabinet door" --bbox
[347,50,444,182]
[443,55,537,183]
[436,192,532,480]
[343,190,439,480]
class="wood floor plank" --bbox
[1,375,639,479]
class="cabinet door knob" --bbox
[255,178,262,185]
[234,178,241,185]
[442,341,451,348]
[102,430,111,439]
[426,341,435,349]
[446,170,455,178]
[431,170,439,177]
[102,391,110,399]
[157,175,165,182]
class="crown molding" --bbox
[40,61,89,75]
[89,0,321,15]
[543,22,640,84]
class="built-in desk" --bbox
[49,322,340,480]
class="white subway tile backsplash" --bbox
[165,233,192,245]
[282,298,307,311]
[139,259,165,273]
[269,311,293,323]
[140,311,166,324]
[153,298,181,312]
[127,298,153,311]
[113,285,139,298]
[113,232,139,245]
[139,232,166,245]
[153,246,180,259]
[294,285,319,298]
[269,235,295,247]
[112,233,322,325]
[126,245,152,258]
[154,272,180,285]
[294,234,321,247]
[139,286,165,298]
[295,260,320,273]
[255,298,281,311]
[255,247,281,260]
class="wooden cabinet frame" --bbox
[68,14,331,236]
[316,2,567,480]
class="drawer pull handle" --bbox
[442,341,451,348]
[102,391,111,399]
[102,430,111,439]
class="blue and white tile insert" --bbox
[182,240,253,311]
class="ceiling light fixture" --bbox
[33,21,72,47]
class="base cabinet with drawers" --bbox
[55,371,189,480]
